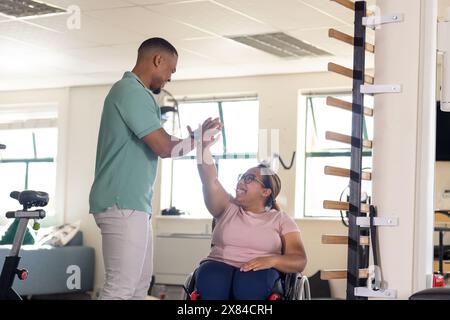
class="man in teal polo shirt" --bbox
[89,38,220,300]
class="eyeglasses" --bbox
[237,173,266,188]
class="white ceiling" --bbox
[4,0,446,91]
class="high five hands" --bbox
[187,117,222,149]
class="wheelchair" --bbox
[182,266,310,300]
[182,217,310,300]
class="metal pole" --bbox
[347,0,367,300]
[10,219,29,257]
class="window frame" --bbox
[0,103,60,227]
[300,93,373,219]
[0,132,55,189]
[160,97,259,219]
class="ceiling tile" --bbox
[44,0,133,11]
[300,0,377,25]
[87,6,211,40]
[0,0,379,90]
[0,37,80,76]
[27,12,145,45]
[176,48,218,68]
[0,20,97,50]
[214,0,345,31]
[179,37,280,64]
[146,1,275,36]
[63,43,139,73]
[125,0,205,5]
[0,14,12,22]
[298,0,354,27]
[174,55,342,81]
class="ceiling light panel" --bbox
[0,0,65,18]
[229,32,331,58]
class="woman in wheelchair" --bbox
[191,120,307,300]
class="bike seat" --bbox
[10,191,49,209]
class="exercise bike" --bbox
[0,190,48,300]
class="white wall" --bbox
[373,0,436,298]
[0,71,357,299]
[64,85,111,294]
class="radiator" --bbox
[154,233,212,285]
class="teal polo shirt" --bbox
[89,71,162,215]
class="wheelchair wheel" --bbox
[283,273,297,300]
[295,275,311,300]
[181,272,194,300]
[284,273,311,300]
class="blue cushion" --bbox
[0,231,95,296]
[66,231,83,246]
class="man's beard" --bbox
[151,88,161,95]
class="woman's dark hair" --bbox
[257,163,281,211]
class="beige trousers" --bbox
[94,206,153,300]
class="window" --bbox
[0,105,58,225]
[298,94,373,218]
[160,98,259,218]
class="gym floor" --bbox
[149,284,185,300]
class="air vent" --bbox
[0,0,65,18]
[228,32,331,58]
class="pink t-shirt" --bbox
[205,202,300,268]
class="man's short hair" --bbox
[138,37,178,58]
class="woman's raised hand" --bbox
[187,117,222,149]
